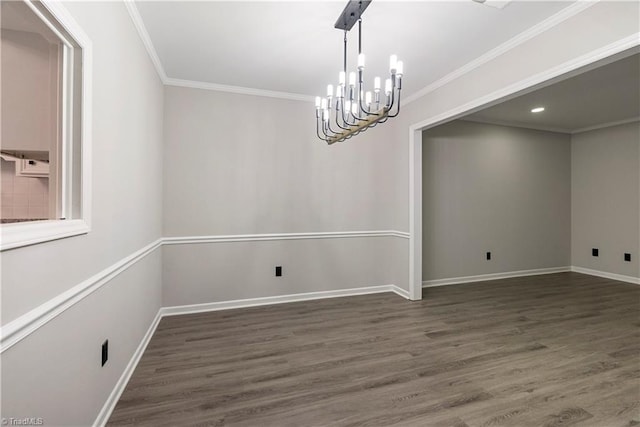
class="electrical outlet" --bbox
[486,252,491,261]
[101,340,108,367]
[592,248,599,257]
[624,253,631,262]
[275,266,282,277]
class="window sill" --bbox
[0,219,89,251]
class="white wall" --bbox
[571,122,640,278]
[0,2,164,425]
[1,1,638,424]
[1,29,58,153]
[422,121,571,280]
[394,0,639,295]
[162,86,409,303]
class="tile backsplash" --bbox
[1,158,49,220]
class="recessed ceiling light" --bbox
[531,107,545,113]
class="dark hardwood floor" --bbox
[107,272,640,426]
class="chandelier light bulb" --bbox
[389,54,398,73]
[323,109,330,122]
[327,84,333,97]
[374,77,381,92]
[349,72,356,87]
[321,98,327,110]
[365,91,372,106]
[385,78,392,95]
[357,53,365,70]
[396,60,404,77]
[315,96,321,109]
[345,99,351,112]
[339,71,346,86]
[351,101,358,114]
[336,86,343,98]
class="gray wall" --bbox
[162,86,409,303]
[0,2,164,425]
[571,122,640,278]
[422,120,571,280]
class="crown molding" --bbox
[124,0,600,106]
[461,117,572,134]
[123,0,167,83]
[571,116,640,134]
[404,1,599,105]
[164,78,315,102]
[123,0,313,102]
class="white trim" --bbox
[404,1,598,105]
[391,285,411,300]
[408,129,422,301]
[0,239,162,353]
[461,117,572,134]
[422,267,571,288]
[570,266,640,285]
[0,0,93,252]
[94,282,409,425]
[571,116,640,134]
[161,285,408,317]
[408,34,640,307]
[163,230,410,245]
[0,230,408,353]
[165,78,315,103]
[1,220,89,251]
[93,309,162,427]
[123,0,167,82]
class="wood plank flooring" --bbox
[107,272,640,426]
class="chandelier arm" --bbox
[388,87,402,118]
[316,117,329,142]
[341,102,354,126]
[327,114,340,135]
[335,98,352,130]
[321,120,335,140]
[386,74,397,110]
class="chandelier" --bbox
[315,0,404,145]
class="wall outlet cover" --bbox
[592,248,599,257]
[624,253,631,262]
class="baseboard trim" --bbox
[1,230,409,354]
[570,266,640,285]
[0,239,163,354]
[94,310,162,427]
[162,284,409,317]
[390,285,411,300]
[422,267,571,288]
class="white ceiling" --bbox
[135,1,574,98]
[463,52,640,133]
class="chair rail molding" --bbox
[0,230,409,353]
